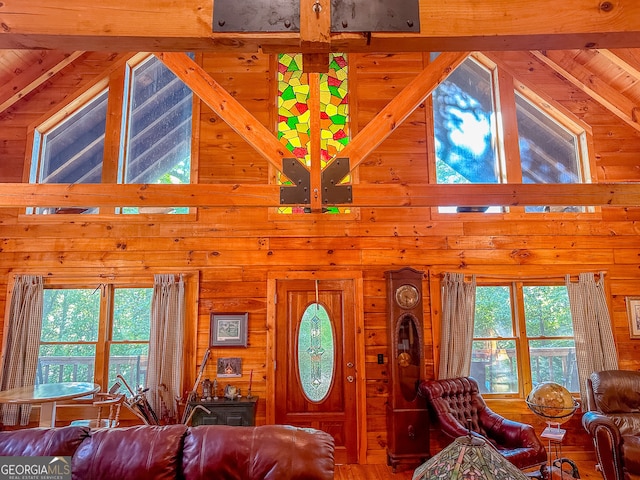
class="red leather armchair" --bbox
[582,370,640,480]
[418,376,547,471]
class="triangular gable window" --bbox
[432,54,591,214]
[29,54,194,215]
[29,90,109,214]
[515,93,585,213]
[119,55,193,214]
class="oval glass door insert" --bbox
[298,303,335,402]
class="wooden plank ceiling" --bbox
[1,0,639,131]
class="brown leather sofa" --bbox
[0,423,335,480]
[418,377,547,471]
[582,370,640,480]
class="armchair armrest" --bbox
[582,411,624,480]
[479,407,543,451]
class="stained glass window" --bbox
[320,54,350,168]
[277,53,350,214]
[297,303,335,402]
[278,53,311,168]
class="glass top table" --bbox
[0,382,100,427]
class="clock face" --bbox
[395,284,419,309]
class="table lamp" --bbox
[412,434,528,480]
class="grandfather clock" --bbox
[385,267,429,471]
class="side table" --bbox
[188,396,258,426]
[541,425,580,479]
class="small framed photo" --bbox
[217,357,242,378]
[626,297,640,339]
[210,313,248,347]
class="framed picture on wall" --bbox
[217,357,242,378]
[210,313,248,347]
[626,297,640,339]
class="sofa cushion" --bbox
[181,425,335,480]
[0,426,89,457]
[72,424,187,480]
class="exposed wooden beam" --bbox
[2,1,640,52]
[352,183,640,208]
[338,51,469,172]
[609,48,640,72]
[0,183,638,208]
[532,50,640,133]
[156,52,287,174]
[300,0,330,54]
[596,49,640,82]
[0,51,85,113]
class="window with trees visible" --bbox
[432,54,591,214]
[29,54,193,215]
[471,283,577,397]
[38,285,151,390]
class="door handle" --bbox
[347,375,354,382]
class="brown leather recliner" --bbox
[582,370,640,480]
[418,377,547,471]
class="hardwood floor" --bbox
[334,460,602,479]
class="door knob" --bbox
[347,375,354,382]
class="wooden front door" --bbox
[275,278,358,464]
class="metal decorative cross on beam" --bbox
[279,158,353,206]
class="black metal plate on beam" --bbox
[331,0,420,32]
[213,0,300,32]
[322,157,352,205]
[280,158,311,205]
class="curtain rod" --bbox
[440,271,606,282]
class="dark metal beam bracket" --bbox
[322,157,352,205]
[280,158,311,205]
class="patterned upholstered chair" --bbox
[418,377,547,472]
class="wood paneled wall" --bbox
[0,50,639,464]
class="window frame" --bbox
[38,281,152,390]
[23,52,200,219]
[428,52,597,218]
[472,279,577,399]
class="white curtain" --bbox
[566,272,618,401]
[0,275,43,426]
[146,274,185,422]
[439,272,477,379]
